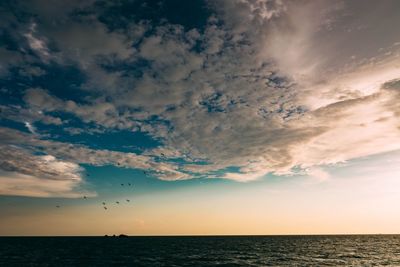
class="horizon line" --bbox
[1,233,398,237]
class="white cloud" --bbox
[24,121,36,134]
[0,127,189,186]
[0,171,88,198]
[0,146,93,198]
[5,0,400,184]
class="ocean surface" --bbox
[1,235,400,266]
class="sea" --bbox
[1,235,399,266]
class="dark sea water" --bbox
[1,235,400,266]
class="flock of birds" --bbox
[95,182,134,210]
[55,169,147,210]
[100,196,131,210]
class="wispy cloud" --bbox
[0,146,92,198]
[0,127,189,188]
[24,22,51,60]
[24,121,36,134]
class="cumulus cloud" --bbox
[23,88,140,130]
[2,0,400,187]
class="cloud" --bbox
[3,0,400,185]
[142,146,184,159]
[0,104,63,127]
[18,65,46,77]
[0,171,88,198]
[24,23,51,60]
[291,86,400,168]
[0,47,23,77]
[0,146,92,198]
[0,0,139,91]
[24,88,140,130]
[0,127,189,186]
[24,121,37,134]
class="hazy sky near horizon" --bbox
[1,0,400,235]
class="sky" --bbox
[1,0,400,236]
